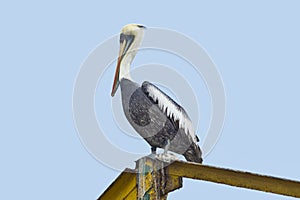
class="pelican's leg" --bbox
[156,140,179,162]
[163,139,170,154]
[147,146,157,159]
[151,146,157,154]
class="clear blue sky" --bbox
[1,1,300,199]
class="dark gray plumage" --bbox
[120,78,202,163]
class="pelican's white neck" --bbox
[119,53,134,80]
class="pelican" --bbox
[111,24,203,163]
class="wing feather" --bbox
[141,81,198,144]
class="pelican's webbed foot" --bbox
[156,152,179,163]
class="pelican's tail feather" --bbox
[183,143,203,163]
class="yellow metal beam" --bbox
[98,168,137,200]
[168,160,300,198]
[98,157,300,199]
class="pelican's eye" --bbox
[120,33,125,43]
[137,25,146,29]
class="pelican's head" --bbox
[111,24,146,97]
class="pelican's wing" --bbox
[141,81,199,143]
